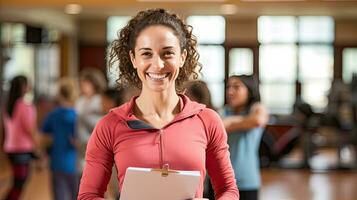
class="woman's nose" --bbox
[227,87,235,96]
[152,55,165,69]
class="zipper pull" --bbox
[155,129,163,144]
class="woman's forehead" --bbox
[228,77,244,85]
[135,25,180,48]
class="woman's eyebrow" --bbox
[138,47,152,51]
[163,46,174,49]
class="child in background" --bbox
[3,75,39,200]
[41,77,79,200]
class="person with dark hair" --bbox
[102,86,140,113]
[78,8,238,200]
[185,80,214,110]
[3,75,39,200]
[41,77,79,200]
[222,75,269,200]
[101,86,139,200]
[184,80,216,200]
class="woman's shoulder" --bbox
[16,98,35,111]
[198,107,222,124]
[251,102,265,109]
[95,105,130,129]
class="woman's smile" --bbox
[146,72,171,81]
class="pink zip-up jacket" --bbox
[3,99,36,153]
[78,94,239,200]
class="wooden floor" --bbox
[1,155,356,200]
[260,168,357,200]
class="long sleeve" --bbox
[19,101,36,135]
[200,109,239,200]
[78,117,114,200]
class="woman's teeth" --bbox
[147,73,169,81]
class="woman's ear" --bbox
[180,49,187,68]
[129,50,136,69]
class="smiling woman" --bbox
[129,25,187,93]
[109,8,200,92]
[78,8,239,200]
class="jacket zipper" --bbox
[159,129,164,168]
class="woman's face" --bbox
[23,82,30,94]
[80,79,95,97]
[226,77,249,108]
[130,25,187,93]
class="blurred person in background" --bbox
[101,86,139,200]
[184,80,215,200]
[40,77,79,200]
[78,8,238,200]
[102,86,140,114]
[2,75,39,200]
[75,67,107,171]
[222,75,269,200]
[184,80,214,110]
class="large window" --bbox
[258,16,334,114]
[1,23,60,99]
[106,16,130,87]
[187,16,226,108]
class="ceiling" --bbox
[1,0,357,19]
[1,0,356,34]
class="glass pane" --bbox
[4,45,35,85]
[302,79,331,111]
[229,48,253,76]
[198,45,225,81]
[260,83,295,114]
[299,16,334,43]
[1,23,25,44]
[299,45,334,80]
[343,48,357,83]
[187,16,225,44]
[205,81,225,109]
[259,44,297,82]
[107,16,130,42]
[258,16,297,43]
[36,45,60,97]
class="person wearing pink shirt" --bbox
[3,75,38,200]
[78,8,239,200]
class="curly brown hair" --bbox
[108,8,201,91]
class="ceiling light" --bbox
[65,4,82,15]
[137,0,226,2]
[220,4,238,15]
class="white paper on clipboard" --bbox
[120,167,200,200]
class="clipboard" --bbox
[120,164,200,200]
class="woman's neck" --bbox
[59,99,73,108]
[233,105,247,114]
[135,88,180,119]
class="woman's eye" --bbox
[164,51,174,57]
[141,52,152,56]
